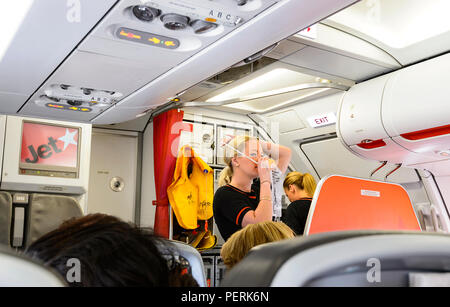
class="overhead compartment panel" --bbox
[302,138,420,183]
[21,50,173,121]
[92,0,360,124]
[338,53,450,169]
[382,53,450,160]
[19,0,282,122]
[282,46,392,81]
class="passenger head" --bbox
[218,135,262,187]
[283,172,317,202]
[25,213,198,287]
[220,221,295,269]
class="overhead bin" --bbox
[382,54,450,161]
[338,53,450,167]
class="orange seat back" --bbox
[305,175,421,235]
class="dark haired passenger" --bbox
[25,213,198,287]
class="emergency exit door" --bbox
[87,130,139,222]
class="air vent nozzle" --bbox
[161,13,190,30]
[132,5,161,22]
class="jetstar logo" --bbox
[21,122,79,168]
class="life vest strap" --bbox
[152,199,169,207]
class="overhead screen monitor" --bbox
[19,121,80,178]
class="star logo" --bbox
[58,128,78,151]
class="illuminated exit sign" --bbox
[307,112,337,128]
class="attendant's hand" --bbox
[257,156,272,184]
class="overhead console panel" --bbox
[0,0,118,116]
[20,0,279,122]
[338,53,450,171]
[17,0,359,123]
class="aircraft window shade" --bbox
[0,192,12,246]
[305,175,421,235]
[26,194,83,247]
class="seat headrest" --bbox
[159,240,207,287]
[221,230,450,287]
[26,194,83,247]
[305,175,421,234]
[0,246,66,287]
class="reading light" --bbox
[438,150,450,157]
[236,0,248,5]
[0,1,34,63]
[161,13,190,30]
[190,19,218,34]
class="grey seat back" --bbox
[221,231,450,287]
[0,192,12,246]
[26,194,83,247]
[0,246,66,286]
[161,240,207,287]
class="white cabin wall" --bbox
[87,129,139,223]
[255,92,344,181]
[140,121,157,228]
[436,176,450,206]
[434,176,450,221]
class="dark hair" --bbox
[25,213,198,287]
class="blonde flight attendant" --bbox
[281,172,317,235]
[213,136,291,241]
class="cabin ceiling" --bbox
[1,0,450,124]
[180,0,450,115]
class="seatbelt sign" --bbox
[306,112,337,128]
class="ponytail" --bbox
[283,171,317,197]
[301,173,317,197]
[218,166,233,187]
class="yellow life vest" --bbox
[167,145,214,229]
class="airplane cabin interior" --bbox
[1,0,450,288]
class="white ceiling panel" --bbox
[0,0,117,104]
[323,0,450,65]
[0,92,30,114]
[282,46,392,81]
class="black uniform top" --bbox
[213,184,260,242]
[281,198,312,235]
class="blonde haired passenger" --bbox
[213,135,291,241]
[281,172,317,235]
[220,221,295,269]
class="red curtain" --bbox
[152,109,184,238]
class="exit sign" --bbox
[307,112,337,128]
